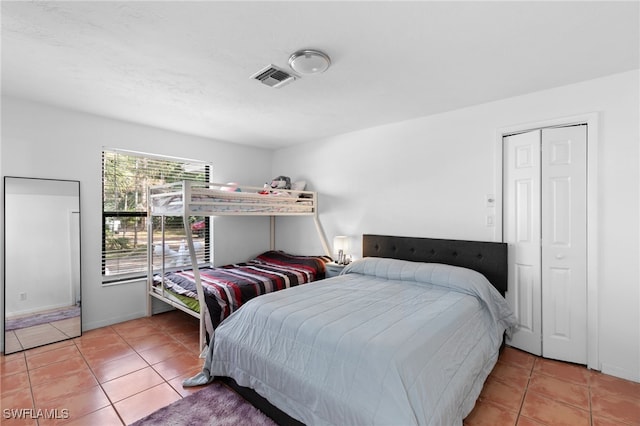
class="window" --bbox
[102,149,211,283]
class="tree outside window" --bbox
[102,150,211,283]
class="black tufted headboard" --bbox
[362,234,508,296]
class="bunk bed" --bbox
[147,180,332,352]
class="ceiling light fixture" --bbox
[288,49,331,75]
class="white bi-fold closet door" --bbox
[503,125,587,365]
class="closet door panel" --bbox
[541,126,587,364]
[504,130,542,356]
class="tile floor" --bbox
[1,311,203,426]
[464,348,640,426]
[1,310,639,425]
[5,314,81,353]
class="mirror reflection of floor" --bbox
[4,309,81,354]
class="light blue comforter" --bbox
[203,257,517,425]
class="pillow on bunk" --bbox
[220,182,240,192]
[253,250,331,271]
[291,180,306,191]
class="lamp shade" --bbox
[333,236,349,255]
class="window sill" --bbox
[102,276,147,287]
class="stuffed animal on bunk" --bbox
[259,175,291,194]
[270,176,291,189]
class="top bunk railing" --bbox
[149,180,317,217]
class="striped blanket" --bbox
[155,251,331,329]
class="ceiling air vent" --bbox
[251,64,296,88]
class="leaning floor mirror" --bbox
[3,177,81,354]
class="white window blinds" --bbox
[102,149,211,283]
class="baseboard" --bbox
[82,311,147,332]
[600,362,640,383]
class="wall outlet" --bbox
[19,292,27,301]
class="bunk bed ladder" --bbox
[181,181,208,354]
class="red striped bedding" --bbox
[153,251,332,330]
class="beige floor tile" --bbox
[3,331,23,354]
[488,361,532,389]
[101,367,165,403]
[113,383,181,425]
[532,357,591,387]
[464,400,518,426]
[479,376,526,413]
[25,345,81,370]
[91,352,149,383]
[521,391,590,426]
[0,353,27,377]
[527,372,590,410]
[14,323,71,350]
[591,392,640,425]
[1,370,31,397]
[36,385,111,426]
[64,405,124,426]
[31,369,98,406]
[28,355,92,387]
[500,346,537,373]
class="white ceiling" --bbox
[2,1,638,149]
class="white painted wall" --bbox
[5,193,78,316]
[273,70,640,382]
[0,97,274,349]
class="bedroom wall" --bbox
[5,193,78,316]
[0,97,274,351]
[272,70,640,382]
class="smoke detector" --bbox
[250,64,296,88]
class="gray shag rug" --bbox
[130,381,278,426]
[5,306,80,331]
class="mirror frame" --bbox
[3,176,82,354]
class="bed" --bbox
[191,234,517,425]
[147,180,333,352]
[151,250,331,332]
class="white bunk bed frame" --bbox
[146,180,331,352]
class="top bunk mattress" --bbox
[149,181,316,216]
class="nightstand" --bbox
[325,262,346,278]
